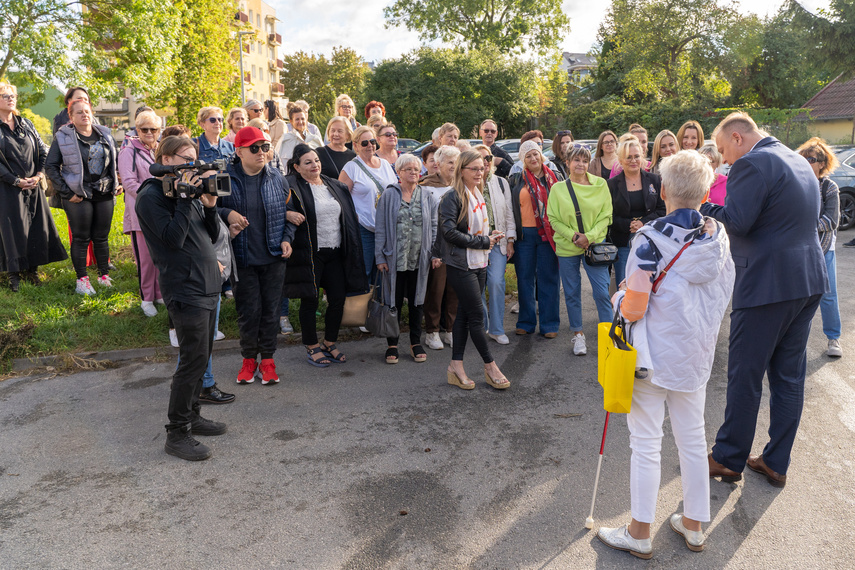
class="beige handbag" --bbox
[340,284,375,327]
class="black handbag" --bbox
[566,183,618,266]
[365,274,400,338]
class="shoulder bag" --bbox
[365,273,399,338]
[597,304,637,414]
[566,183,617,266]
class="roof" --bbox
[560,52,597,72]
[802,75,855,120]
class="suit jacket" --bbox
[607,170,665,247]
[700,137,827,309]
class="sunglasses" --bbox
[557,130,573,137]
[481,128,497,134]
[247,143,271,154]
[359,138,378,148]
[484,155,494,162]
[380,132,398,138]
[248,108,263,113]
[573,143,592,151]
[804,156,823,164]
[207,117,224,124]
[138,127,160,134]
[0,94,17,101]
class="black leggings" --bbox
[446,265,493,363]
[299,248,347,345]
[63,197,113,278]
[387,269,423,347]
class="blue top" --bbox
[196,135,234,164]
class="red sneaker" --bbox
[236,358,258,384]
[260,358,279,385]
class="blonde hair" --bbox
[797,136,840,178]
[676,120,705,150]
[452,150,485,224]
[351,125,375,148]
[134,110,160,129]
[472,143,495,178]
[325,116,353,142]
[367,114,387,130]
[438,122,460,144]
[0,81,19,116]
[196,106,223,125]
[650,130,678,171]
[616,134,644,165]
[658,151,715,208]
[248,118,269,131]
[698,144,722,170]
[226,107,247,131]
[335,94,355,114]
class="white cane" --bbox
[585,411,611,529]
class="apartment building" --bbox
[236,0,286,106]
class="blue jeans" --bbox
[482,246,508,336]
[514,227,560,334]
[175,294,221,388]
[360,224,376,282]
[820,249,841,339]
[614,246,632,287]
[558,255,613,331]
[280,297,290,318]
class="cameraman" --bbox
[135,135,227,461]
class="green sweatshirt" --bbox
[547,173,613,257]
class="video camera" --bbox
[149,160,232,200]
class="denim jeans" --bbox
[820,248,841,339]
[514,227,560,334]
[558,254,613,331]
[614,245,632,288]
[175,294,220,389]
[482,246,508,336]
[359,224,376,282]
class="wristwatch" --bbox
[13,178,21,188]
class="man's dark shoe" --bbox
[190,414,227,436]
[199,383,235,405]
[8,272,20,292]
[747,454,787,488]
[843,238,855,247]
[709,453,742,482]
[165,424,211,461]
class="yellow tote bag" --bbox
[597,312,637,414]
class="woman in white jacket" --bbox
[473,144,516,344]
[597,151,735,559]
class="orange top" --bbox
[519,186,537,227]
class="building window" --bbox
[257,14,261,28]
[248,9,253,23]
[251,65,256,79]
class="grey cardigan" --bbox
[374,183,437,308]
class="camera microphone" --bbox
[149,163,179,177]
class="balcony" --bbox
[268,33,281,46]
[271,83,285,95]
[269,59,283,72]
[235,11,248,23]
[244,72,252,85]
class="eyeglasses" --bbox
[247,143,271,154]
[464,167,486,172]
[177,154,196,163]
[399,168,420,174]
[208,117,224,124]
[359,138,378,148]
[602,139,616,145]
[248,107,263,113]
[340,105,353,110]
[380,132,398,138]
[138,127,160,134]
[0,94,17,101]
[804,156,823,164]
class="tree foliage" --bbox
[786,0,855,79]
[383,0,570,55]
[279,47,370,130]
[365,46,539,140]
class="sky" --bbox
[270,0,833,63]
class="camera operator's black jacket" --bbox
[282,173,368,299]
[135,178,221,309]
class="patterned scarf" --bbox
[524,166,558,250]
[466,187,490,269]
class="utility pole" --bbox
[237,30,255,105]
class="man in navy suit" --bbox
[701,112,828,488]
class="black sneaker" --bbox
[843,238,855,247]
[199,383,236,405]
[190,414,227,436]
[165,424,212,461]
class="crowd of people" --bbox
[0,80,843,558]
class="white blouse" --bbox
[341,157,397,232]
[310,183,342,249]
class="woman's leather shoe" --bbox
[747,454,786,488]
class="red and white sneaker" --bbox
[97,275,113,287]
[236,358,258,384]
[260,358,279,385]
[75,276,96,296]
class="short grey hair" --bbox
[395,152,422,172]
[434,145,461,165]
[242,99,263,110]
[565,144,591,164]
[658,150,715,208]
[698,144,722,169]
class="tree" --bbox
[787,0,855,79]
[365,46,539,140]
[383,0,570,56]
[593,0,740,103]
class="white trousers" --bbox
[627,378,710,524]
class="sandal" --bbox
[447,367,474,390]
[321,342,346,363]
[410,344,427,363]
[385,347,399,364]
[484,370,510,390]
[306,346,331,368]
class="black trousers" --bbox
[446,265,493,363]
[233,261,287,359]
[166,299,217,429]
[62,197,113,278]
[300,247,347,345]
[387,269,423,347]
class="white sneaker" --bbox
[440,331,453,346]
[488,333,510,345]
[75,276,96,296]
[359,326,370,334]
[510,302,519,314]
[96,274,113,287]
[141,301,158,317]
[155,298,165,305]
[280,316,293,334]
[169,328,179,348]
[424,332,443,350]
[827,338,842,357]
[572,332,587,356]
[669,513,705,552]
[597,525,652,559]
[214,330,225,341]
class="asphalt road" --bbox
[2,231,855,569]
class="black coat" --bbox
[430,190,491,271]
[283,173,368,299]
[607,170,665,247]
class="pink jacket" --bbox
[117,138,156,233]
[708,173,727,206]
